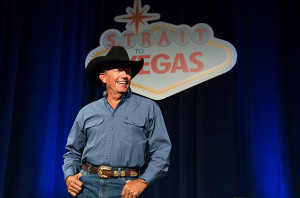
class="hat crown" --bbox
[107,46,130,61]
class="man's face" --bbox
[99,67,132,95]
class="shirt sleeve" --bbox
[62,109,86,180]
[140,103,172,185]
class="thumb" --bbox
[76,172,83,179]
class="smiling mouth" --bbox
[117,81,128,85]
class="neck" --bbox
[106,92,124,109]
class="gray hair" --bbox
[99,69,108,88]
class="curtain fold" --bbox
[0,0,299,198]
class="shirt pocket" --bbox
[123,118,145,128]
[84,118,104,139]
[85,118,104,129]
[123,116,148,140]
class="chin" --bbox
[117,88,129,93]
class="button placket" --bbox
[104,124,115,162]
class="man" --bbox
[62,46,171,198]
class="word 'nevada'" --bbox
[131,52,204,74]
[101,25,212,48]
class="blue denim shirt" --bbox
[62,89,171,185]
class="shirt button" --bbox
[132,121,136,124]
[110,127,113,130]
[108,141,111,144]
[105,157,109,159]
[113,114,116,117]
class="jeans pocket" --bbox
[79,170,87,182]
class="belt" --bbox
[82,163,139,179]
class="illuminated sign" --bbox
[85,0,237,100]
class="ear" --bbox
[99,73,107,83]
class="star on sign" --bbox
[114,0,160,35]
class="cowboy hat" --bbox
[85,46,144,87]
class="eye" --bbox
[126,69,131,75]
[123,68,131,74]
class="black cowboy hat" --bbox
[85,46,144,87]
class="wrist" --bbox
[140,178,148,187]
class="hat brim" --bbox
[85,56,144,88]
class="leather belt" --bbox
[82,163,139,179]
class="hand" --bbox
[65,173,83,197]
[121,178,147,198]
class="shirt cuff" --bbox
[64,167,76,180]
[140,170,155,186]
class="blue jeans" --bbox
[77,169,135,198]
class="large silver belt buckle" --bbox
[98,166,112,178]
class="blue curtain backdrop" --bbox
[0,0,299,197]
